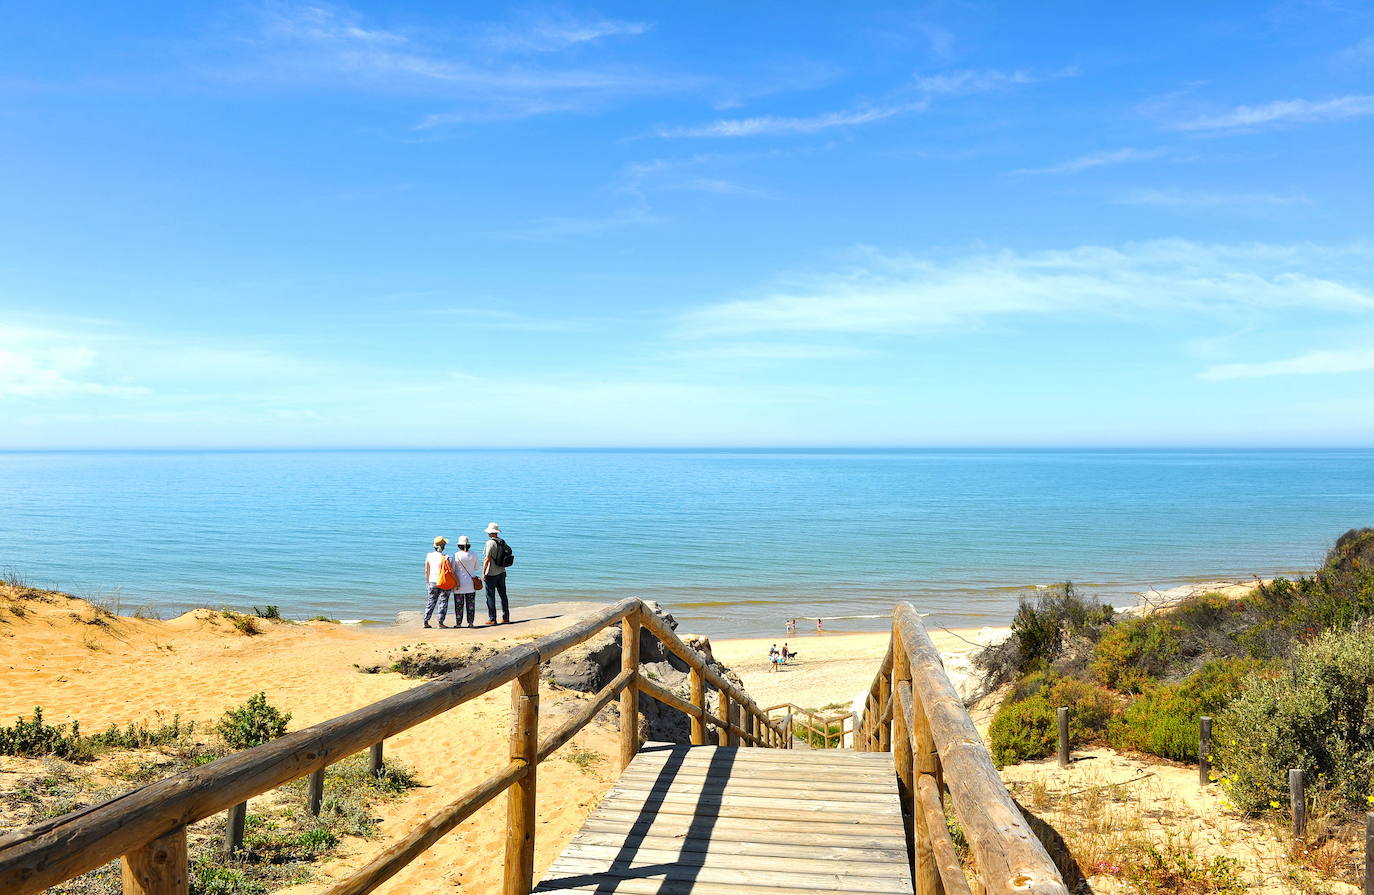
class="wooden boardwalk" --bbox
[534,744,912,895]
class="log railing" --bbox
[0,598,787,895]
[762,703,854,749]
[855,602,1069,895]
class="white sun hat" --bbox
[484,522,501,534]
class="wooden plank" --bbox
[584,800,903,827]
[616,768,895,791]
[597,787,902,817]
[576,812,908,846]
[542,857,913,894]
[606,778,902,807]
[556,842,913,879]
[567,828,906,862]
[536,877,908,895]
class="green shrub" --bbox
[88,714,195,750]
[1045,676,1120,743]
[1110,658,1266,762]
[0,708,94,761]
[216,693,290,751]
[1217,622,1374,814]
[976,583,1114,693]
[191,859,268,895]
[252,605,281,620]
[1090,617,1183,693]
[990,695,1057,767]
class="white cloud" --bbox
[1201,346,1374,380]
[677,241,1374,337]
[475,13,650,54]
[1116,188,1311,209]
[1012,147,1166,175]
[1174,95,1374,132]
[912,66,1076,97]
[655,102,926,138]
[0,340,147,400]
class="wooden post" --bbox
[619,612,640,770]
[1290,768,1306,837]
[307,768,324,816]
[878,671,891,752]
[1057,707,1070,768]
[911,684,943,895]
[1199,716,1212,786]
[503,666,539,895]
[893,629,916,884]
[223,802,245,858]
[718,692,731,746]
[689,666,706,745]
[727,701,741,747]
[121,827,188,895]
[1364,813,1374,895]
[370,741,384,777]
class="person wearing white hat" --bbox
[451,535,481,628]
[482,522,513,625]
[423,536,456,628]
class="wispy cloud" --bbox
[658,65,1073,139]
[655,102,927,138]
[1202,346,1374,380]
[0,329,148,400]
[1012,147,1166,175]
[912,66,1076,96]
[473,13,651,54]
[677,241,1374,338]
[1334,36,1374,68]
[1174,94,1374,132]
[234,2,679,126]
[1116,188,1311,209]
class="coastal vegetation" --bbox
[981,528,1374,887]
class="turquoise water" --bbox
[0,449,1370,637]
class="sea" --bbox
[1,449,1370,639]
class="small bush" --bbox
[1120,842,1246,894]
[1090,617,1183,693]
[221,611,261,636]
[1110,658,1266,762]
[88,714,195,750]
[1217,622,1374,814]
[989,695,1057,767]
[976,583,1114,694]
[0,708,94,761]
[216,693,290,751]
[191,859,268,895]
[252,605,281,620]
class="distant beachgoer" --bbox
[816,618,823,633]
[769,644,780,673]
[451,535,481,628]
[423,536,456,629]
[785,618,796,636]
[483,522,513,625]
[782,642,794,663]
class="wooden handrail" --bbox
[857,602,1069,895]
[763,703,855,748]
[0,598,788,895]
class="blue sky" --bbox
[2,1,1372,448]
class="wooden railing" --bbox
[763,703,854,748]
[0,598,787,895]
[855,602,1070,895]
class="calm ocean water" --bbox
[1,449,1370,638]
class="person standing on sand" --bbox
[483,522,513,625]
[451,536,481,628]
[423,536,456,629]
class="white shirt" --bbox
[452,550,479,592]
[425,550,452,586]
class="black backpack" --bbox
[494,537,515,567]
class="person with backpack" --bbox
[482,522,514,625]
[451,535,482,628]
[423,536,457,628]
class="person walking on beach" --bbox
[483,522,513,625]
[451,536,481,628]
[423,536,456,629]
